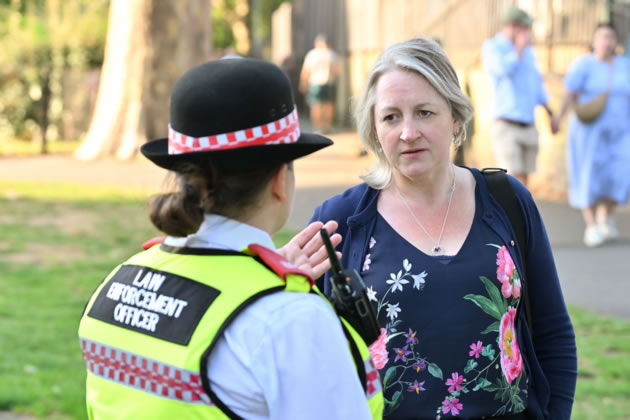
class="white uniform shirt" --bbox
[164,215,372,420]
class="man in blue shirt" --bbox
[482,7,553,188]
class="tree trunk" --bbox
[75,0,211,161]
[39,60,52,155]
[249,0,264,58]
[143,0,212,143]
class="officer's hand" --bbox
[278,221,342,280]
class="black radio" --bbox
[320,229,380,345]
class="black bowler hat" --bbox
[141,58,333,171]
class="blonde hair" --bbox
[355,38,474,189]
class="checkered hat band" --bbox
[80,337,213,405]
[168,108,300,155]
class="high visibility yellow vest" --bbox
[78,243,384,419]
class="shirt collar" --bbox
[162,214,276,252]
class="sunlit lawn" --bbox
[0,139,81,157]
[0,180,629,419]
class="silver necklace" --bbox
[394,170,457,256]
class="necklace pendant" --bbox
[432,245,445,256]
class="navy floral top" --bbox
[362,186,528,419]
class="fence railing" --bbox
[427,0,630,71]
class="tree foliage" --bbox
[0,0,289,156]
[0,0,109,151]
[212,0,288,57]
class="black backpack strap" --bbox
[481,168,533,338]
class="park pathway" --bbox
[1,131,629,319]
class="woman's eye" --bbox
[383,114,398,122]
[418,110,432,117]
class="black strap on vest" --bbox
[200,286,285,420]
[339,316,368,393]
[481,168,533,337]
[197,256,368,418]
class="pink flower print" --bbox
[362,253,372,272]
[500,307,523,384]
[369,236,376,249]
[404,328,419,345]
[369,328,389,369]
[512,275,521,298]
[441,397,463,416]
[496,246,515,278]
[393,345,412,363]
[469,340,483,359]
[496,246,520,298]
[408,380,426,394]
[445,372,464,393]
[412,360,427,373]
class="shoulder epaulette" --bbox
[142,236,165,250]
[248,244,314,288]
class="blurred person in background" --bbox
[482,7,553,188]
[78,58,383,419]
[551,23,630,247]
[281,53,303,110]
[305,38,576,420]
[300,33,341,134]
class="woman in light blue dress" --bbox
[552,23,630,246]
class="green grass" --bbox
[570,306,630,419]
[0,184,159,419]
[1,180,629,419]
[0,139,81,157]
[0,180,152,201]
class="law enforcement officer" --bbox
[78,58,383,419]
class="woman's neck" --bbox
[238,210,279,236]
[392,165,456,205]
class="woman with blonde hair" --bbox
[309,38,577,419]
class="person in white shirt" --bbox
[300,33,341,133]
[78,57,380,420]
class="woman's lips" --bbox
[402,148,426,155]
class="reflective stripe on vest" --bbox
[81,336,382,405]
[79,245,383,419]
[80,337,212,405]
[364,357,382,399]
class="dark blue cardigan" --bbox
[310,168,577,420]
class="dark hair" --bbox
[595,22,617,36]
[149,162,287,237]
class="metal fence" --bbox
[422,0,630,71]
[290,0,630,65]
[484,0,630,48]
[286,0,630,122]
[611,0,630,47]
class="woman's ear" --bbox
[271,163,290,202]
[453,119,462,138]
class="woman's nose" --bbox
[400,122,419,142]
